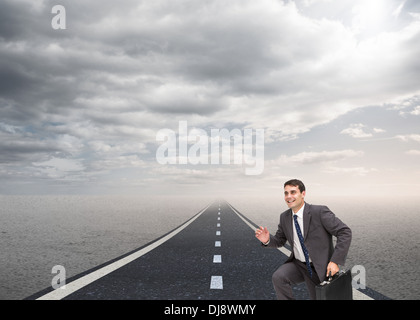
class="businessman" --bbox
[255,179,352,300]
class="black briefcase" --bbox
[315,269,353,300]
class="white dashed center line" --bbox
[211,205,223,290]
[210,276,223,289]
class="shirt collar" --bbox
[293,202,305,219]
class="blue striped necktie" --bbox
[293,214,312,278]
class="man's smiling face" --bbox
[284,184,305,213]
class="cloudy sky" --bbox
[1,0,420,197]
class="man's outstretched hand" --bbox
[255,226,270,244]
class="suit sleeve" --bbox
[320,207,352,265]
[263,219,288,248]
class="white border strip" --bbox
[227,202,373,300]
[37,204,211,300]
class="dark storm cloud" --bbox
[1,0,273,136]
[0,139,57,163]
[0,63,39,98]
[0,124,66,164]
[1,0,420,193]
[0,1,43,41]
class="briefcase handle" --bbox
[320,270,345,286]
[327,271,334,282]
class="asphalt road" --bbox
[63,200,296,299]
[28,200,388,300]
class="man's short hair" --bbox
[284,179,306,193]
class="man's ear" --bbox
[302,190,306,198]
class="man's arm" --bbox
[320,207,352,266]
[255,222,288,248]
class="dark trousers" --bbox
[272,259,321,300]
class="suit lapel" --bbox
[303,202,311,240]
[285,209,294,244]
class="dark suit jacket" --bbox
[265,202,352,282]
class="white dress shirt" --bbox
[292,204,312,263]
